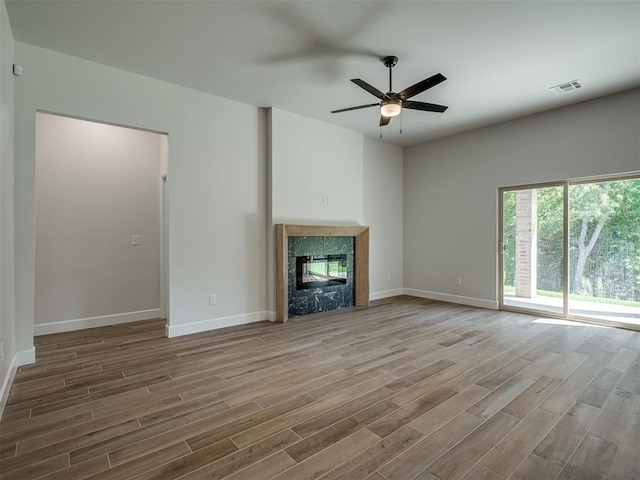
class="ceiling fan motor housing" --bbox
[382,56,398,68]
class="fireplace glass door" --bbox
[296,255,347,290]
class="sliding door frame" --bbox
[499,172,640,331]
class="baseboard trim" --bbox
[0,347,36,419]
[15,347,36,366]
[404,289,498,310]
[369,289,405,301]
[166,311,270,338]
[34,309,162,335]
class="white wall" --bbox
[270,108,364,226]
[0,0,21,414]
[14,42,268,341]
[34,113,161,333]
[363,138,404,299]
[403,88,640,308]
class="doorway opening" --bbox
[500,174,640,330]
[34,112,169,334]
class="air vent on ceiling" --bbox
[550,80,583,94]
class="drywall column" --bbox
[515,189,537,298]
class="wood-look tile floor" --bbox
[1,296,639,480]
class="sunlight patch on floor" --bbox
[532,317,609,329]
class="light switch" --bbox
[131,235,140,245]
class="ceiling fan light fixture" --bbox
[380,98,402,117]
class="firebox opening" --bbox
[296,254,348,290]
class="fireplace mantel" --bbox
[275,224,369,323]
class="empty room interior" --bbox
[1,1,639,479]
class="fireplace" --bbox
[275,224,369,323]
[296,254,347,290]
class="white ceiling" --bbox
[6,1,640,146]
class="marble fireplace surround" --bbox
[275,224,370,323]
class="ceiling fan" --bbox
[331,56,448,126]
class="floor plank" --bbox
[426,412,520,480]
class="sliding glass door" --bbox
[568,178,640,326]
[500,175,640,329]
[500,184,567,316]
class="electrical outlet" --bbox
[209,294,217,305]
[0,342,5,363]
[455,277,463,286]
[387,273,392,281]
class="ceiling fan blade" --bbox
[351,79,386,99]
[397,73,447,100]
[379,115,391,126]
[403,101,448,113]
[331,103,379,114]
